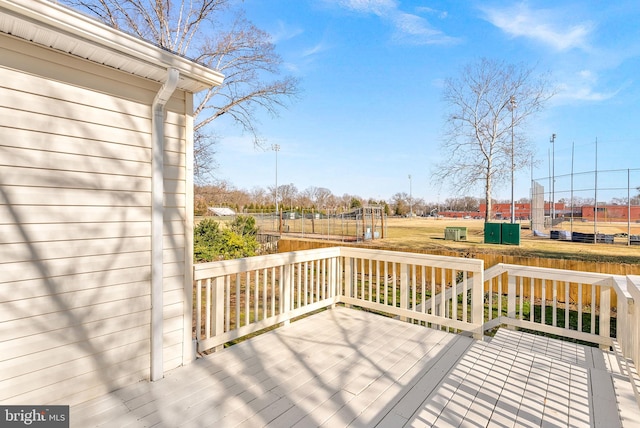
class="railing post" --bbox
[213,277,224,352]
[344,256,352,308]
[507,273,516,319]
[400,263,408,322]
[472,267,484,340]
[195,278,202,347]
[599,284,611,350]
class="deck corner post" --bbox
[472,265,485,340]
[599,284,611,350]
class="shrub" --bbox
[194,216,259,262]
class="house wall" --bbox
[0,33,192,405]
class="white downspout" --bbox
[151,68,179,381]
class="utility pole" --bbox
[272,144,280,216]
[408,174,413,217]
[550,133,556,221]
[509,96,517,223]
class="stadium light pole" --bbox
[550,133,556,221]
[272,144,280,215]
[408,174,413,217]
[508,96,517,223]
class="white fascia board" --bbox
[0,0,224,92]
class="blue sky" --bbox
[212,0,640,203]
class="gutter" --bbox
[151,68,179,381]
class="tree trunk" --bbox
[485,172,492,223]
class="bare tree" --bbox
[64,0,299,183]
[434,58,555,221]
[302,186,333,210]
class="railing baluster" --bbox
[225,276,230,332]
[245,271,250,325]
[235,273,240,328]
[315,260,320,302]
[375,260,380,304]
[591,284,596,334]
[412,265,417,312]
[322,259,327,300]
[452,269,458,321]
[262,269,267,320]
[497,274,502,317]
[304,261,308,305]
[383,262,388,305]
[196,279,202,342]
[488,277,493,321]
[518,277,523,320]
[205,277,211,339]
[578,283,583,332]
[271,267,275,316]
[297,263,302,309]
[552,280,557,327]
[564,281,569,329]
[422,266,426,314]
[254,270,259,322]
[392,262,397,307]
[529,278,534,322]
[279,265,284,313]
[461,271,467,323]
[213,277,224,352]
[541,279,546,325]
[360,257,365,300]
[440,268,446,322]
[369,259,373,303]
[507,274,516,319]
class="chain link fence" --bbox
[245,207,388,244]
[532,168,640,245]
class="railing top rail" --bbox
[493,263,619,285]
[338,247,484,273]
[194,247,341,280]
[627,275,640,300]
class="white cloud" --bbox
[324,0,458,45]
[302,42,329,57]
[556,70,631,102]
[481,3,593,51]
[390,12,458,45]
[331,0,397,16]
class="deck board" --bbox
[71,307,639,427]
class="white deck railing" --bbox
[193,247,640,377]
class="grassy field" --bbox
[370,217,640,264]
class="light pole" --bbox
[272,144,280,216]
[408,174,413,217]
[550,133,556,221]
[508,96,517,223]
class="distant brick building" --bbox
[581,205,640,222]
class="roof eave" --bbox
[0,0,224,92]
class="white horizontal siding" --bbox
[0,32,191,406]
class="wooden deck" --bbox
[72,307,640,427]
